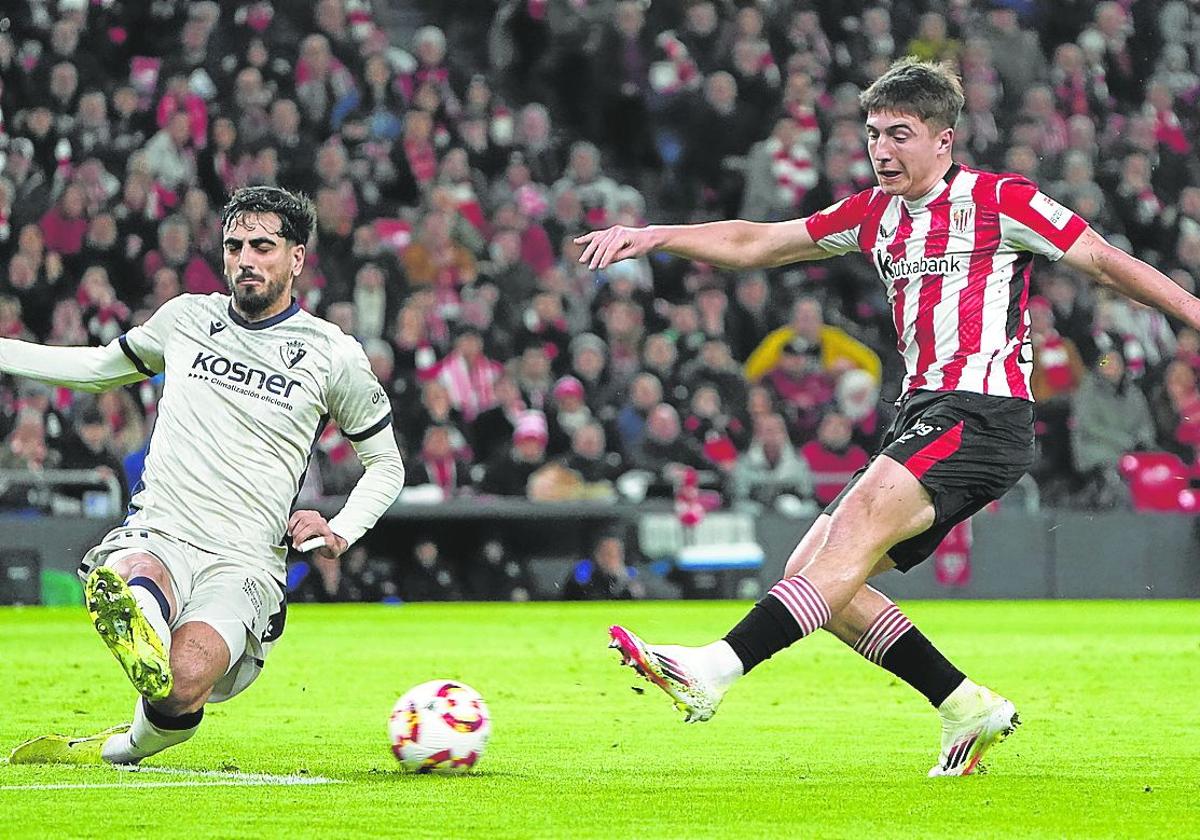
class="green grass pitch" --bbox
[1,601,1196,839]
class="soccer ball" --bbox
[388,680,491,774]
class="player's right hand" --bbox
[574,225,656,270]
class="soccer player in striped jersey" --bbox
[580,58,1200,776]
[6,186,406,766]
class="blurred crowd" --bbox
[2,0,1200,573]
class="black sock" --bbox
[722,596,803,674]
[143,698,204,731]
[879,627,965,707]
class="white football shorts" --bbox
[79,525,286,703]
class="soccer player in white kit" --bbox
[579,59,1200,775]
[6,186,406,766]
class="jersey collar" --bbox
[228,296,301,330]
[902,162,960,210]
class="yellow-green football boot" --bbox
[7,724,131,765]
[85,567,173,701]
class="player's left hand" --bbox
[288,510,349,560]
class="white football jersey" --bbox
[119,294,392,579]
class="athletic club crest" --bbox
[280,339,307,369]
[950,206,975,234]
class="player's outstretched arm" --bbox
[1062,227,1200,330]
[574,217,827,272]
[0,338,151,394]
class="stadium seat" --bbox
[1117,452,1193,512]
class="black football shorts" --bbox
[824,389,1034,571]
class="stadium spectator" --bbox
[512,341,555,411]
[142,215,222,295]
[141,110,196,194]
[78,266,131,346]
[405,424,474,498]
[44,298,88,348]
[1071,336,1156,506]
[401,378,468,458]
[0,409,58,508]
[629,402,709,498]
[400,540,464,602]
[614,372,662,454]
[907,12,959,65]
[800,411,869,508]
[4,253,53,340]
[835,368,890,453]
[562,535,643,600]
[435,325,502,423]
[93,389,147,461]
[562,420,625,487]
[981,4,1047,110]
[682,71,756,216]
[566,332,613,412]
[0,296,34,342]
[546,375,597,457]
[677,337,749,417]
[1028,296,1086,494]
[39,183,89,258]
[551,141,622,224]
[1149,360,1200,466]
[740,117,818,223]
[682,382,747,462]
[639,333,681,404]
[744,296,881,384]
[762,338,835,442]
[468,370,526,460]
[59,405,129,504]
[731,412,811,506]
[479,410,550,496]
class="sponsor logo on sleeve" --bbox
[1029,191,1070,230]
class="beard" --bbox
[227,268,292,318]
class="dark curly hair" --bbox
[221,186,316,246]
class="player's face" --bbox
[865,111,953,199]
[222,211,304,318]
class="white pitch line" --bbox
[134,767,340,784]
[0,767,341,791]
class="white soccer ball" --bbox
[388,680,491,774]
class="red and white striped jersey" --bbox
[804,163,1087,400]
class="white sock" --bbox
[129,584,172,656]
[937,678,980,718]
[699,640,744,691]
[102,699,201,765]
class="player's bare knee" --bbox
[110,552,169,586]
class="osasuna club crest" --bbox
[950,205,975,234]
[280,339,307,369]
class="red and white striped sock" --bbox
[723,574,833,673]
[852,602,915,665]
[766,574,832,638]
[850,599,966,706]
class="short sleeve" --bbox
[327,334,392,441]
[804,188,879,256]
[120,294,194,375]
[997,180,1088,261]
